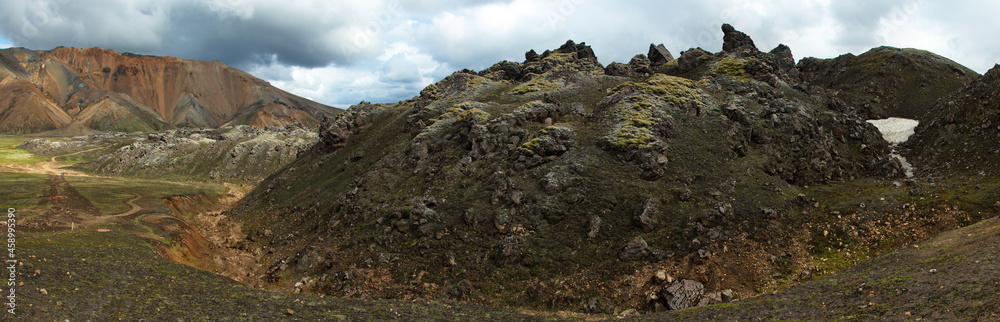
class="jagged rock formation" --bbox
[721,23,758,53]
[222,25,981,313]
[648,44,675,67]
[0,47,341,134]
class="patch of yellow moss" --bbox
[603,102,662,149]
[439,107,465,119]
[517,138,543,155]
[621,102,657,127]
[419,83,439,98]
[467,75,489,88]
[613,74,702,104]
[605,126,655,149]
[511,78,560,95]
[457,108,490,123]
[518,101,546,110]
[542,52,576,64]
[711,56,755,82]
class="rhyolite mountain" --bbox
[210,23,996,314]
[0,46,341,134]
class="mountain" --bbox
[906,64,1000,177]
[0,47,341,134]
[797,46,978,119]
[212,24,990,313]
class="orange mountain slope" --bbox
[0,46,341,134]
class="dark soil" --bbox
[647,215,1000,321]
[15,230,582,320]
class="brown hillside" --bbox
[0,46,341,134]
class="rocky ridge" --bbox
[213,24,988,315]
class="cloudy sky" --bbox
[2,0,999,108]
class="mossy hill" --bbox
[218,23,996,316]
[797,46,978,119]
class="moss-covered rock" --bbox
[711,56,755,82]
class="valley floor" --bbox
[0,137,585,320]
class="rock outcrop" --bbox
[648,44,675,67]
[722,23,758,53]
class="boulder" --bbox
[587,215,603,238]
[604,54,653,78]
[653,270,674,284]
[479,61,524,81]
[619,236,650,261]
[648,44,675,66]
[721,289,734,303]
[628,54,653,74]
[604,62,631,77]
[633,197,660,232]
[662,278,705,310]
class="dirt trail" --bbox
[108,193,144,218]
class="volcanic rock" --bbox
[721,23,758,53]
[648,44,675,66]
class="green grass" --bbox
[0,136,48,163]
[0,172,50,210]
[69,177,226,215]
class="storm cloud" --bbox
[1,0,998,107]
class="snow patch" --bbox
[866,117,920,178]
[866,117,919,144]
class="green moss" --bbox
[511,78,559,95]
[541,52,575,64]
[602,101,666,149]
[622,102,658,127]
[0,172,49,210]
[419,83,439,98]
[467,75,489,88]
[456,108,491,123]
[711,56,755,81]
[613,74,702,104]
[605,126,655,149]
[517,138,543,155]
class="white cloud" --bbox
[252,42,446,107]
